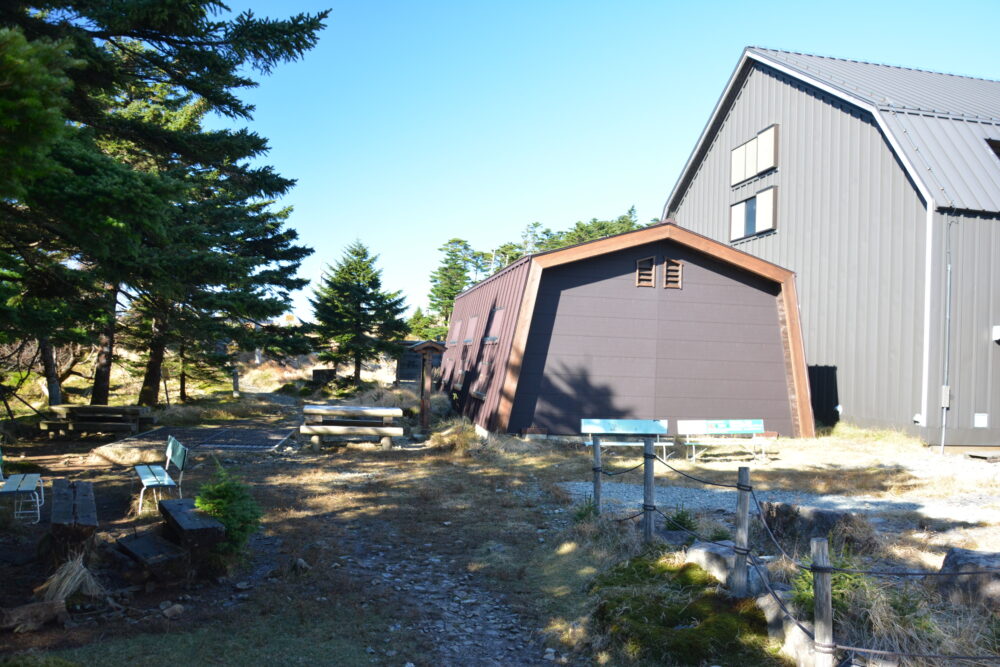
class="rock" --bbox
[235,581,252,591]
[755,588,813,666]
[936,547,1000,609]
[543,647,556,661]
[293,558,312,572]
[162,604,184,619]
[684,541,769,596]
[758,502,849,540]
[158,601,173,611]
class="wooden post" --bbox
[231,366,240,398]
[381,415,393,450]
[731,466,750,597]
[811,537,835,667]
[420,350,432,432]
[643,438,655,543]
[592,435,602,515]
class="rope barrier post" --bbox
[592,435,602,515]
[811,537,835,667]
[732,466,750,597]
[643,438,655,543]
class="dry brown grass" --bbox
[36,553,105,602]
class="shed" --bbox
[440,222,813,438]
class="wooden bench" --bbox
[676,419,773,462]
[50,479,98,556]
[134,436,188,512]
[300,405,404,451]
[581,419,671,459]
[159,498,225,552]
[41,404,156,438]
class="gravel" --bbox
[558,480,1000,525]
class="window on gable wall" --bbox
[730,186,777,241]
[636,256,655,287]
[731,125,778,185]
[447,320,462,347]
[483,306,503,344]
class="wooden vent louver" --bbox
[664,259,683,289]
[636,257,655,287]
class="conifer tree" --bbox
[428,239,476,322]
[310,243,409,385]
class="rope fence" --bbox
[585,436,1000,665]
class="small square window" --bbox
[636,257,655,287]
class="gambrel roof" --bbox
[665,47,1000,214]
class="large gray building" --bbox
[664,47,1000,446]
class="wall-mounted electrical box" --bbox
[975,413,989,428]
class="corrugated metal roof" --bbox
[747,47,1000,212]
[667,47,1000,213]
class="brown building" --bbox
[441,223,814,438]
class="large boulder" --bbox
[684,540,769,597]
[936,547,1000,610]
[755,586,815,666]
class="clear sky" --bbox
[210,0,1000,321]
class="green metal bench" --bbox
[134,436,188,512]
[0,449,44,523]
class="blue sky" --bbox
[212,0,1000,321]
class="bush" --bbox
[572,496,598,523]
[663,506,698,532]
[195,462,263,557]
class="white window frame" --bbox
[730,124,778,186]
[730,186,777,241]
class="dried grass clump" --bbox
[427,418,481,455]
[829,513,882,556]
[36,553,105,602]
[242,361,310,391]
[89,442,164,466]
[202,399,269,420]
[570,515,644,566]
[155,404,205,426]
[343,385,419,410]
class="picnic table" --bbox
[299,404,404,450]
[40,404,156,438]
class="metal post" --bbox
[732,466,750,597]
[592,435,602,515]
[643,438,655,543]
[811,537,835,667]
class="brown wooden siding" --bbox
[441,258,532,431]
[507,240,794,435]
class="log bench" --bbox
[300,405,404,450]
[49,479,98,559]
[159,498,225,553]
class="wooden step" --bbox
[159,498,225,551]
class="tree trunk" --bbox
[179,344,188,403]
[38,337,62,406]
[90,285,118,405]
[353,353,362,385]
[138,320,167,407]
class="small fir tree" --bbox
[310,242,409,384]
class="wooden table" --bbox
[300,405,404,450]
[50,479,97,557]
[41,404,156,438]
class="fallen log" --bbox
[0,600,68,632]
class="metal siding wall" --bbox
[938,211,1000,445]
[508,241,793,435]
[440,260,531,431]
[669,64,927,433]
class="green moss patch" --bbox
[590,553,784,665]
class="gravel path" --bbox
[559,481,1000,525]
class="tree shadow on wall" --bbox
[509,362,628,435]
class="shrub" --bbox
[195,462,263,557]
[663,506,698,532]
[572,496,598,523]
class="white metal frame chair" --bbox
[133,436,188,513]
[0,448,45,523]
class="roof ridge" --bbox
[748,46,1000,85]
